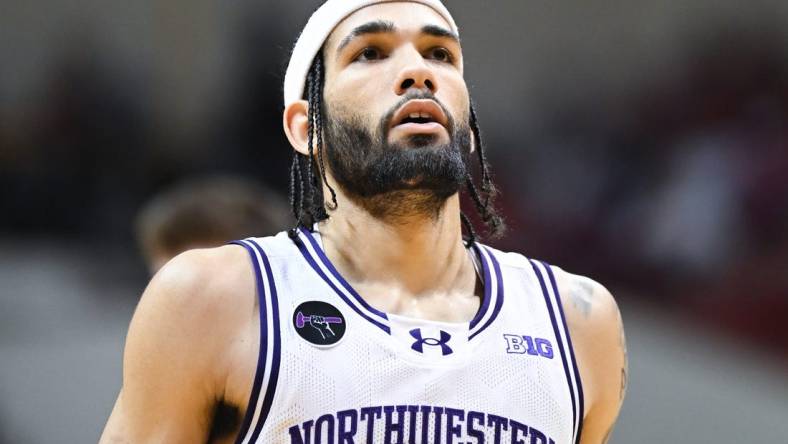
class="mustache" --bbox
[379,90,455,139]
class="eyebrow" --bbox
[336,20,397,54]
[420,24,460,44]
[335,21,461,56]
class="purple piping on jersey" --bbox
[229,240,270,444]
[299,227,389,321]
[530,259,578,444]
[542,261,584,444]
[468,246,505,340]
[246,239,282,442]
[468,243,494,330]
[294,230,392,335]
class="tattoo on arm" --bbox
[569,278,595,318]
[604,313,627,443]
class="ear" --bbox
[283,100,310,156]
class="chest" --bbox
[261,286,574,444]
[232,236,583,444]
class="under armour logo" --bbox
[410,328,453,355]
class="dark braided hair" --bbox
[288,52,505,245]
[288,53,335,239]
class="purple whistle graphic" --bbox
[295,311,343,329]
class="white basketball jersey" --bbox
[230,227,583,444]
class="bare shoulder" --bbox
[552,268,621,335]
[137,244,256,341]
[101,244,256,442]
[552,267,627,443]
[112,246,255,442]
[151,243,253,299]
[126,243,257,384]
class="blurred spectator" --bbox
[135,175,290,273]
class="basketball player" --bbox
[135,176,289,273]
[101,1,627,443]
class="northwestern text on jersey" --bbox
[288,404,557,444]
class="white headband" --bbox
[283,0,458,107]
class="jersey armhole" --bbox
[229,240,282,444]
[529,259,585,444]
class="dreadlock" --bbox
[288,52,505,244]
[288,52,336,240]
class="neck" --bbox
[316,190,475,307]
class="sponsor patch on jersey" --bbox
[410,328,453,355]
[293,301,346,347]
[503,334,554,359]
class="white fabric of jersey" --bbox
[230,229,584,444]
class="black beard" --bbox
[323,95,471,222]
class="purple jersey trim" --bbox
[294,227,504,340]
[469,246,505,340]
[299,227,389,320]
[230,240,271,444]
[530,259,578,444]
[468,243,495,330]
[542,261,584,444]
[293,230,392,335]
[246,239,282,442]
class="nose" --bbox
[393,47,438,96]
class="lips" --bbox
[390,100,449,130]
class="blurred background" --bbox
[1,0,787,442]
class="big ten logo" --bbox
[503,334,554,359]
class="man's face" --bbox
[319,2,472,214]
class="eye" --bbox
[355,47,385,62]
[427,47,454,63]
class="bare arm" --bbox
[100,246,251,443]
[556,270,627,444]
